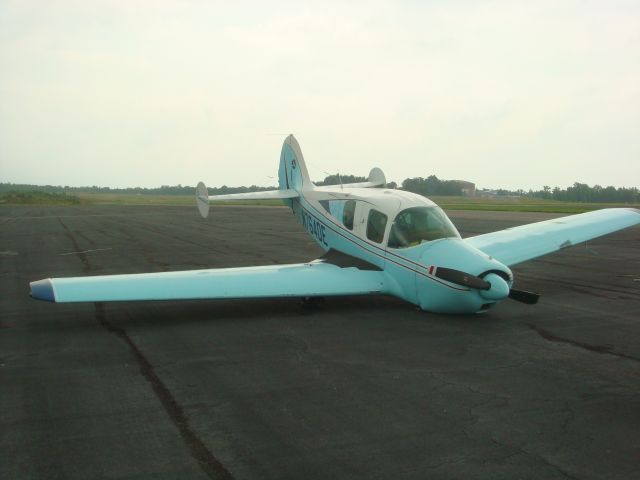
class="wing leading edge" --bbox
[30,261,386,303]
[464,208,640,267]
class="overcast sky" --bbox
[1,0,638,190]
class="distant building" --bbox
[450,180,476,196]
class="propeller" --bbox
[433,267,490,290]
[508,288,540,304]
[432,267,539,304]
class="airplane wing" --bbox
[30,258,386,303]
[464,208,640,267]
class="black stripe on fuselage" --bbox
[297,199,467,292]
[307,199,455,271]
[306,198,462,272]
[283,156,290,189]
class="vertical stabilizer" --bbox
[278,135,313,192]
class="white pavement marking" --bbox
[59,248,113,256]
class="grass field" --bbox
[0,191,81,205]
[75,192,285,207]
[429,196,640,213]
[1,191,638,213]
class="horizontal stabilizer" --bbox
[316,167,386,190]
[196,181,298,218]
[465,208,640,266]
[30,262,386,303]
[207,189,298,202]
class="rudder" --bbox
[278,135,313,192]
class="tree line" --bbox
[0,183,275,196]
[2,177,638,203]
[495,183,639,203]
[401,176,465,196]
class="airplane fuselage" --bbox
[289,187,513,314]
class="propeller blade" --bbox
[508,288,540,304]
[434,267,491,290]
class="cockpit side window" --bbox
[319,199,356,230]
[343,200,356,230]
[388,207,459,248]
[366,209,388,243]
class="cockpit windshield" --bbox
[388,207,460,248]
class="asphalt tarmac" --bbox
[1,204,639,480]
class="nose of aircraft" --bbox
[478,272,510,301]
[414,238,514,312]
[419,238,512,281]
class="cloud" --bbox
[1,0,638,189]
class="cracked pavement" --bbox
[1,205,639,479]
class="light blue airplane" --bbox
[30,135,640,313]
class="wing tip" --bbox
[196,181,210,218]
[30,279,56,302]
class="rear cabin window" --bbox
[388,207,459,248]
[366,209,387,243]
[343,200,356,230]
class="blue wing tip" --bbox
[30,279,56,302]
